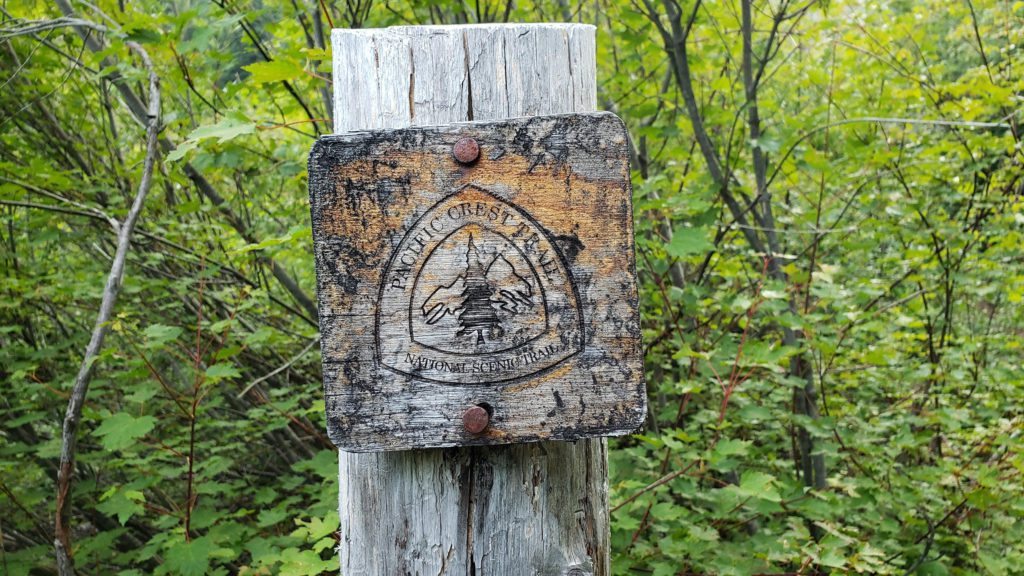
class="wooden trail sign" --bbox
[330,24,618,575]
[308,112,645,452]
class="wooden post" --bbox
[330,24,610,575]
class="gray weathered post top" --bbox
[310,23,645,574]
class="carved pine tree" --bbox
[456,235,502,344]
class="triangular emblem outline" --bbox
[374,184,584,385]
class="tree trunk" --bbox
[331,24,610,575]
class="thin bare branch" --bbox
[53,37,160,576]
[237,336,320,398]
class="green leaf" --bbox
[276,547,337,576]
[165,139,198,162]
[750,134,781,154]
[125,28,162,44]
[711,439,751,458]
[205,362,241,382]
[243,60,304,85]
[143,323,182,348]
[666,226,713,257]
[163,536,218,576]
[737,471,781,502]
[917,560,952,576]
[292,449,338,480]
[92,413,157,451]
[818,544,847,569]
[97,489,145,525]
[652,562,677,576]
[688,524,720,541]
[188,115,256,143]
[291,516,339,542]
[301,47,331,60]
[258,507,290,528]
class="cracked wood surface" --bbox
[328,24,619,575]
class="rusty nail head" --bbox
[463,405,489,434]
[453,137,480,164]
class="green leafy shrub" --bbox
[1,0,1021,574]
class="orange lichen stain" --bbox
[502,362,574,394]
[479,427,511,441]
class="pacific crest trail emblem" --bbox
[376,184,584,384]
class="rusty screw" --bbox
[452,137,480,164]
[462,405,489,434]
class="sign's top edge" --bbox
[331,23,596,35]
[314,111,624,141]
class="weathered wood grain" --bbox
[310,113,645,451]
[328,24,620,576]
